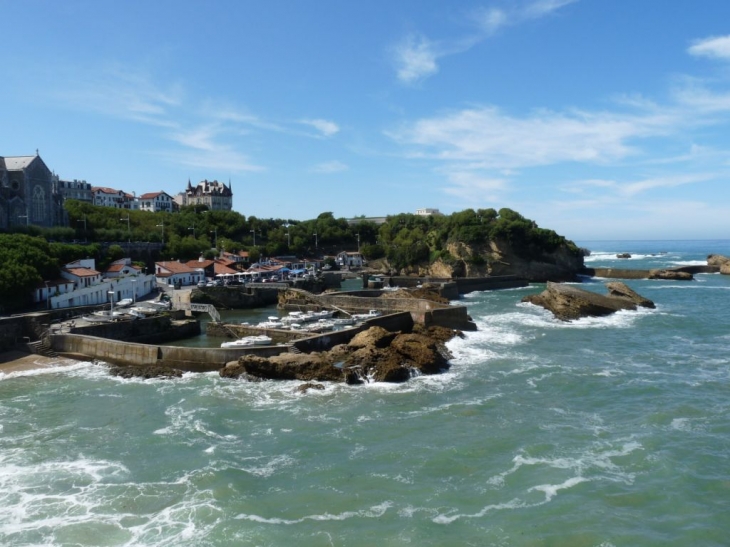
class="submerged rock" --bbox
[522,281,654,321]
[107,364,183,379]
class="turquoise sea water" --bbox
[2,240,730,546]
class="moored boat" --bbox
[221,335,273,348]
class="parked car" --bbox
[197,280,206,288]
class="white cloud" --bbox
[618,173,715,197]
[300,118,340,137]
[311,160,349,174]
[394,33,439,84]
[560,172,714,199]
[522,0,578,19]
[393,1,576,84]
[54,66,183,127]
[387,106,668,169]
[476,8,508,35]
[688,35,730,60]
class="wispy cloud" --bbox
[53,66,183,128]
[387,105,671,169]
[393,33,440,84]
[299,118,340,137]
[393,0,577,84]
[311,160,349,174]
[561,173,715,198]
[688,35,730,60]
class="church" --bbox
[0,153,63,228]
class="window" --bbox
[32,186,45,222]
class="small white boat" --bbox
[352,310,382,321]
[116,298,133,308]
[221,335,273,348]
[333,317,356,326]
[258,319,284,329]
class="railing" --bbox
[183,303,221,323]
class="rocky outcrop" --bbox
[708,255,730,275]
[606,282,656,309]
[423,239,583,282]
[522,281,654,321]
[616,253,632,259]
[707,254,730,267]
[648,269,693,280]
[220,325,459,385]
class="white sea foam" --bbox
[528,476,588,502]
[240,453,296,477]
[0,359,94,382]
[234,501,393,525]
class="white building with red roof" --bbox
[139,191,174,213]
[33,258,155,309]
[155,261,204,287]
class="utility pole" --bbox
[120,215,130,243]
[77,215,87,243]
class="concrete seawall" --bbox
[580,265,719,279]
[51,333,292,372]
[314,292,476,331]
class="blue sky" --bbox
[2,0,730,241]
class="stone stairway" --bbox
[27,338,58,358]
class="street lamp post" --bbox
[250,229,256,246]
[283,224,290,247]
[356,233,360,252]
[108,290,115,315]
[313,232,318,249]
[120,215,130,243]
[156,222,165,245]
[77,215,87,243]
[188,225,196,238]
[210,228,218,249]
[132,278,137,304]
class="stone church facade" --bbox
[0,154,63,229]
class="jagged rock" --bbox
[721,262,730,275]
[707,254,730,267]
[107,364,183,379]
[220,325,460,384]
[606,282,656,308]
[616,253,632,259]
[295,382,325,393]
[390,333,449,375]
[522,281,639,321]
[231,353,344,382]
[347,326,398,349]
[648,269,693,280]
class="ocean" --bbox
[2,240,729,546]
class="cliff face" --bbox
[421,239,584,282]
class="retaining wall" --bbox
[51,333,291,372]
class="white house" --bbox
[33,258,155,309]
[155,261,204,287]
[336,251,364,269]
[138,191,174,213]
